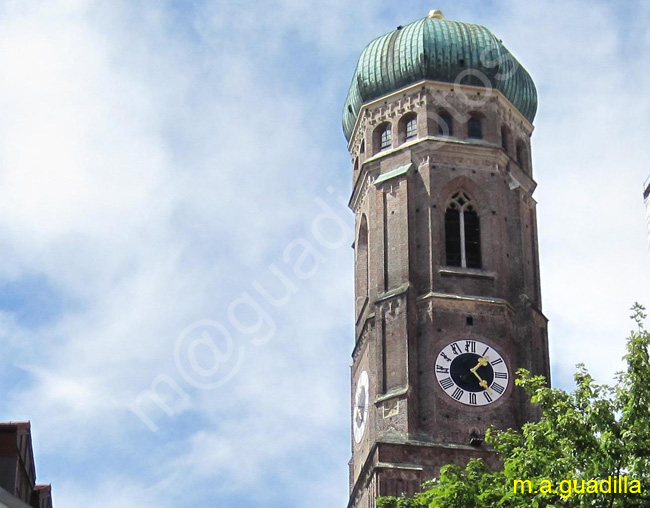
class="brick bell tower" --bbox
[343,10,550,508]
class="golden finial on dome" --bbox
[428,9,444,19]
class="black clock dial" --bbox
[450,353,494,392]
[435,340,509,406]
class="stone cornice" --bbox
[417,291,516,314]
[349,136,539,212]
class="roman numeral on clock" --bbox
[435,341,509,406]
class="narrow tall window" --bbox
[398,113,418,144]
[355,215,369,315]
[406,118,417,140]
[373,123,392,154]
[516,140,526,169]
[380,126,392,150]
[501,125,510,153]
[468,116,482,139]
[445,191,482,269]
[438,112,453,136]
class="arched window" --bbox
[354,158,359,172]
[516,140,527,169]
[398,113,418,144]
[360,140,365,154]
[445,191,482,269]
[501,125,510,153]
[437,111,453,136]
[373,123,392,153]
[380,127,391,150]
[406,117,417,140]
[468,115,483,139]
[355,215,369,313]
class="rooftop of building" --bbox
[342,9,538,140]
[0,422,52,508]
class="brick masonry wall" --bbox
[347,81,550,508]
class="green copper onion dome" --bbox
[342,10,537,141]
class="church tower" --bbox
[343,11,550,508]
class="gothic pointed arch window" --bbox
[445,191,482,269]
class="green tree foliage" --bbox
[378,304,650,508]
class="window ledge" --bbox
[439,267,496,280]
[375,283,410,303]
[374,386,409,405]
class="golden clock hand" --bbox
[470,369,489,389]
[470,356,489,374]
[470,356,490,389]
[472,356,489,369]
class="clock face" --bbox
[353,370,369,444]
[435,340,509,406]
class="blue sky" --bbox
[0,1,648,507]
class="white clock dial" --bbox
[353,370,369,443]
[435,340,509,406]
